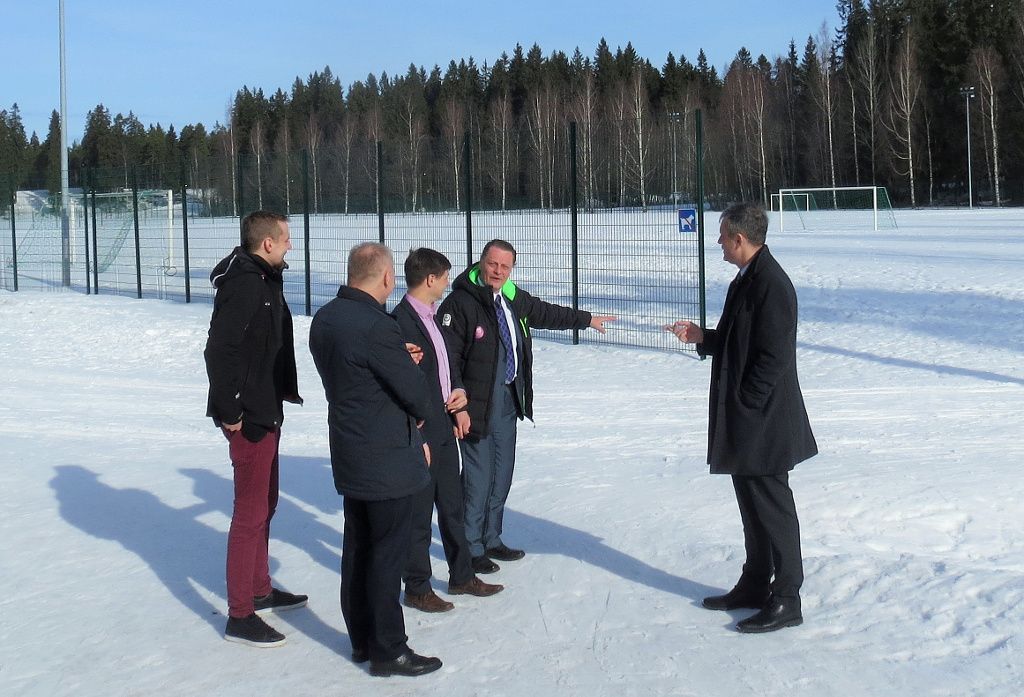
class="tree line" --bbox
[3,0,1023,212]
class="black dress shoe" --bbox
[351,647,369,664]
[736,596,803,633]
[472,555,500,574]
[702,586,770,611]
[485,543,525,561]
[369,649,443,677]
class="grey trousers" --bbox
[459,384,518,557]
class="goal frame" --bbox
[777,186,891,232]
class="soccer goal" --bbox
[776,186,897,232]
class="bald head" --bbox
[347,242,395,303]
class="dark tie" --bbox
[494,296,516,384]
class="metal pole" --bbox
[59,0,71,286]
[964,88,974,209]
[569,122,580,346]
[302,151,311,316]
[90,177,98,292]
[9,182,17,292]
[376,141,385,245]
[132,166,142,299]
[669,112,679,206]
[695,109,707,345]
[463,132,473,267]
[82,186,91,293]
[180,162,192,303]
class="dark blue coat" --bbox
[309,286,431,501]
[698,245,817,475]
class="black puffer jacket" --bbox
[438,265,592,438]
[204,247,301,441]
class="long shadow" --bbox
[51,465,349,657]
[180,465,341,575]
[800,341,1024,386]
[502,508,718,605]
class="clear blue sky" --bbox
[2,1,840,142]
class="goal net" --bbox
[775,186,897,231]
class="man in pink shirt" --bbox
[392,248,504,612]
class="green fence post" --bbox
[695,108,707,350]
[570,122,580,346]
[180,161,191,303]
[90,173,99,293]
[82,184,91,294]
[132,166,142,299]
[376,142,385,245]
[8,179,17,292]
[303,150,311,316]
[464,132,473,267]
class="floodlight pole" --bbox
[960,86,975,209]
[668,111,680,206]
[59,0,71,286]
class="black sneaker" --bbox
[254,588,308,615]
[224,613,286,648]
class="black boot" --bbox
[736,595,803,633]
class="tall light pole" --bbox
[668,111,680,206]
[59,0,71,285]
[960,86,975,209]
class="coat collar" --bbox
[336,285,387,312]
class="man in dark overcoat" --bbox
[667,202,817,633]
[309,242,441,677]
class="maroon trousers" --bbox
[226,428,279,618]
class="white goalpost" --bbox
[776,186,897,232]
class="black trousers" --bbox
[404,439,474,594]
[341,494,414,661]
[731,473,803,599]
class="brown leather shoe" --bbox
[403,590,454,613]
[447,576,504,597]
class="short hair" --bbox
[347,242,393,285]
[241,211,287,252]
[481,239,517,264]
[404,247,452,289]
[720,203,768,246]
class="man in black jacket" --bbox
[667,202,817,634]
[309,242,441,677]
[393,248,504,613]
[204,211,306,648]
[438,239,616,573]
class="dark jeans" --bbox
[341,494,414,661]
[404,438,474,593]
[732,473,803,599]
[226,428,279,618]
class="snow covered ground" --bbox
[1,208,1022,696]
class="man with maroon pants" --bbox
[205,210,306,647]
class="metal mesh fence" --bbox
[1,121,706,353]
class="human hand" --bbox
[446,389,468,412]
[423,443,431,467]
[664,320,703,344]
[590,315,617,334]
[453,410,471,439]
[405,343,424,364]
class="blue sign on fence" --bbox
[678,208,697,233]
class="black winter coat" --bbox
[392,297,464,449]
[204,247,301,442]
[309,286,431,501]
[438,265,592,438]
[697,245,817,475]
